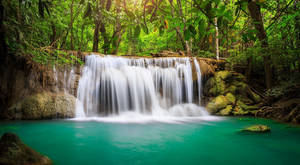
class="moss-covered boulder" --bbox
[0,133,52,165]
[7,92,76,120]
[218,105,233,116]
[225,93,236,104]
[204,72,227,96]
[206,95,230,113]
[241,125,271,133]
[205,71,262,116]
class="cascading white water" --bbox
[52,65,77,95]
[75,55,208,118]
[194,58,202,105]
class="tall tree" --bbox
[111,0,122,54]
[93,1,101,52]
[247,0,272,89]
[70,0,75,50]
[0,1,7,63]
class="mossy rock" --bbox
[239,96,255,105]
[232,104,250,116]
[248,90,262,104]
[205,71,263,116]
[215,71,233,80]
[237,100,260,111]
[205,76,226,96]
[225,93,236,104]
[217,105,232,116]
[225,85,238,95]
[206,95,230,113]
[241,125,271,133]
[0,133,52,165]
[231,72,247,82]
[21,93,53,119]
[8,92,76,120]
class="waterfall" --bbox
[194,58,202,105]
[75,55,208,118]
[52,65,77,95]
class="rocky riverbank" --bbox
[5,92,76,120]
[204,70,300,124]
[0,133,52,164]
[204,70,262,116]
[0,52,80,119]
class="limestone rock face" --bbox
[241,125,271,133]
[0,133,52,165]
[205,71,262,116]
[7,92,76,120]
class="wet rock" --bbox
[225,93,236,104]
[206,95,230,113]
[0,133,52,165]
[7,92,76,120]
[241,125,271,133]
[218,105,233,116]
[205,71,262,116]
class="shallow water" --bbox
[1,117,300,165]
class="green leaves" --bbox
[198,19,206,39]
[242,29,258,42]
[141,23,149,34]
[184,25,196,40]
[184,29,191,40]
[126,10,136,20]
[188,25,197,36]
[134,25,141,38]
[159,26,164,36]
[83,3,92,18]
[38,0,51,18]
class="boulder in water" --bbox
[241,125,271,133]
[0,133,52,165]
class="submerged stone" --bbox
[241,125,271,133]
[0,133,52,165]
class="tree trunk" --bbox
[50,23,56,47]
[0,1,7,63]
[295,0,300,72]
[100,23,109,54]
[175,27,187,50]
[92,19,100,52]
[111,0,122,54]
[70,0,74,50]
[248,0,272,89]
[80,24,85,51]
[167,0,186,52]
[246,55,252,81]
[98,0,112,54]
[215,17,219,60]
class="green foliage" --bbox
[265,74,300,99]
[29,49,83,66]
[2,0,300,85]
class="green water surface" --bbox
[1,117,300,165]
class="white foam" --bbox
[71,103,222,124]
